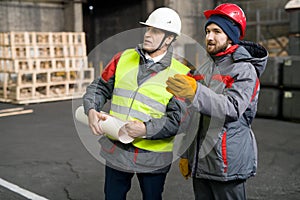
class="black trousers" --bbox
[104,165,167,200]
[193,178,246,200]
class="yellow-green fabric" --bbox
[110,48,190,152]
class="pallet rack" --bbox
[0,32,93,104]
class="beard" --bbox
[206,39,230,55]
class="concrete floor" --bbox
[0,100,299,200]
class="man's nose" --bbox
[144,29,152,37]
[206,32,214,40]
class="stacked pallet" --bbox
[0,32,94,104]
[259,36,289,57]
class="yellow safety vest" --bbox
[109,49,190,152]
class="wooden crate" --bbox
[0,59,13,72]
[69,57,88,69]
[1,67,93,104]
[0,57,89,72]
[0,44,86,59]
[0,32,86,57]
[0,45,33,59]
[0,32,32,45]
[67,44,87,57]
[67,32,86,45]
[260,36,289,57]
[0,31,92,104]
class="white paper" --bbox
[74,106,134,144]
[99,116,134,144]
[75,105,89,125]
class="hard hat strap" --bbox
[147,33,175,54]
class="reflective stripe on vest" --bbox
[110,49,190,152]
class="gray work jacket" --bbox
[183,41,268,181]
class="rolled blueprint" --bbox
[75,105,89,125]
[75,106,134,144]
[99,115,134,144]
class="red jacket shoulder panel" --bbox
[101,51,123,82]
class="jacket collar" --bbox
[211,41,268,78]
[215,44,239,57]
[136,44,173,70]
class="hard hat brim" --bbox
[139,22,180,36]
[139,22,149,26]
[204,9,226,19]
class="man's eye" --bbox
[152,29,159,33]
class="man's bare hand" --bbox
[88,109,108,135]
[122,121,146,138]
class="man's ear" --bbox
[165,35,175,45]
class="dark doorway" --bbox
[82,0,145,53]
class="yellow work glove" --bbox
[166,74,197,101]
[179,158,191,180]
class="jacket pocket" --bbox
[198,130,227,176]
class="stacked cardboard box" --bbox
[257,56,300,121]
[0,32,94,104]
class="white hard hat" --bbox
[140,7,182,36]
[285,0,300,10]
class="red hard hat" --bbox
[204,3,246,39]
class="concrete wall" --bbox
[166,0,212,42]
[165,0,215,64]
[0,0,82,32]
[166,0,290,42]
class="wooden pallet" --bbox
[0,31,93,104]
[0,57,88,72]
[0,68,93,100]
[0,44,86,59]
[0,32,86,46]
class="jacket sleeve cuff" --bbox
[144,121,155,138]
[83,100,97,115]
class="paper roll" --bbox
[75,105,89,125]
[99,116,134,144]
[74,105,134,144]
